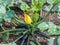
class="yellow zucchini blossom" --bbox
[24,14,32,24]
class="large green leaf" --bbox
[48,28,57,35]
[37,22,60,35]
[48,22,57,29]
[37,22,48,31]
[47,22,57,35]
[0,0,17,23]
[1,10,16,22]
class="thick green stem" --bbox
[13,30,29,43]
[13,35,23,43]
[27,37,30,45]
[0,24,5,31]
[12,22,17,26]
[14,18,21,23]
[15,15,20,20]
[0,28,26,34]
[14,17,25,24]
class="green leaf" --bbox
[31,0,42,12]
[31,6,39,12]
[0,13,7,22]
[57,0,60,3]
[54,26,60,35]
[38,0,43,11]
[48,37,55,45]
[32,13,39,23]
[2,33,9,41]
[48,28,57,35]
[20,2,30,11]
[31,0,39,11]
[48,22,57,29]
[47,22,57,35]
[0,10,16,22]
[57,36,60,45]
[37,22,48,31]
[0,13,12,23]
[0,0,13,6]
[47,0,56,4]
[6,10,16,18]
[0,5,6,14]
[57,26,60,30]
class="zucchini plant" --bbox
[0,0,60,45]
